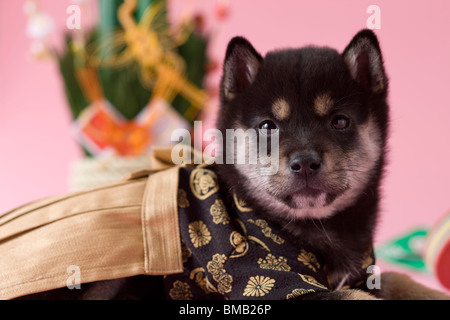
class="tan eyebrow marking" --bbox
[271,98,291,121]
[314,93,334,116]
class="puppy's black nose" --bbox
[289,155,322,176]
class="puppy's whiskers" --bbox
[281,218,295,231]
[310,218,333,245]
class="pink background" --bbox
[1,1,450,292]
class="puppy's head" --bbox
[217,30,389,220]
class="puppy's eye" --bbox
[258,120,278,134]
[331,115,350,130]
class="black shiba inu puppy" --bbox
[17,29,449,300]
[217,30,388,296]
[215,29,448,299]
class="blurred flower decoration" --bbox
[215,0,230,20]
[24,0,54,58]
[26,11,54,38]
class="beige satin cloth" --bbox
[0,146,191,299]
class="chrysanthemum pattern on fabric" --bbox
[164,166,373,300]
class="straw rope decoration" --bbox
[92,0,207,121]
[72,0,208,156]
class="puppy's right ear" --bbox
[220,37,263,103]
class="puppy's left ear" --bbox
[343,29,388,94]
[220,36,263,103]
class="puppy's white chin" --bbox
[258,191,339,220]
[288,205,338,220]
[284,203,338,220]
[289,191,328,209]
[269,186,365,220]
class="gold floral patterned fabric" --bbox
[166,166,333,300]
